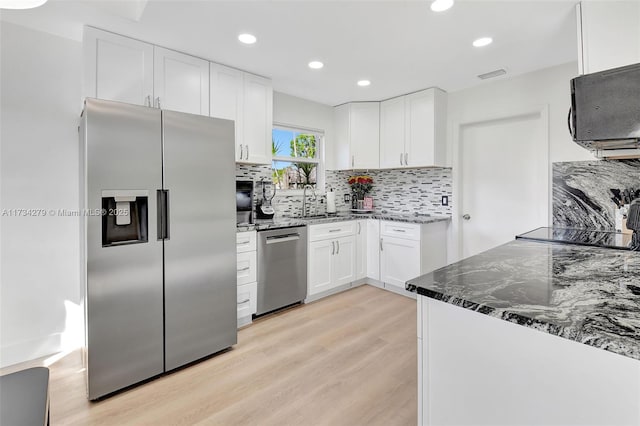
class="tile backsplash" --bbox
[553,160,640,230]
[236,164,453,218]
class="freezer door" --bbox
[84,98,164,400]
[162,110,237,371]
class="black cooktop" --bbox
[516,227,633,250]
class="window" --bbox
[272,125,324,190]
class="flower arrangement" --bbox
[348,175,373,200]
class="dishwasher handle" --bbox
[265,233,300,244]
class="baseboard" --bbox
[0,332,63,369]
[237,316,253,329]
[381,283,417,299]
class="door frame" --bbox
[451,105,550,261]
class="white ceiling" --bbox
[0,0,579,106]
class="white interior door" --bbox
[459,110,548,259]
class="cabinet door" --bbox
[237,251,257,286]
[578,2,640,74]
[84,27,153,106]
[153,47,209,115]
[242,73,273,164]
[237,282,257,319]
[350,103,380,169]
[380,96,406,169]
[333,236,356,286]
[366,219,380,280]
[331,104,352,170]
[380,236,420,289]
[308,239,334,296]
[405,89,435,167]
[211,64,244,161]
[355,220,367,280]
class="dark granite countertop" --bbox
[406,239,640,361]
[237,213,450,232]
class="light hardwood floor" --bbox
[6,285,417,425]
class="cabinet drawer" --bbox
[237,251,257,285]
[237,282,257,319]
[380,221,421,241]
[236,230,257,253]
[309,221,356,242]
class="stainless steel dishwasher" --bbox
[256,226,307,316]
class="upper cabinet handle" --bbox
[404,152,408,165]
[352,155,355,168]
[246,145,249,160]
[239,144,244,160]
[400,153,403,166]
[145,95,151,107]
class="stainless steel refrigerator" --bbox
[80,98,237,400]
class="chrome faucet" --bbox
[302,184,316,217]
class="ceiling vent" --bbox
[478,69,507,80]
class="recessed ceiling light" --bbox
[0,0,47,8]
[308,61,324,69]
[473,37,493,47]
[357,80,371,87]
[430,0,454,12]
[238,33,257,45]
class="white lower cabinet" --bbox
[237,282,257,320]
[308,222,357,297]
[379,220,448,291]
[236,231,257,326]
[355,220,367,280]
[366,219,380,280]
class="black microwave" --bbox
[570,62,640,150]
[236,180,253,225]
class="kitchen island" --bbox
[407,239,640,426]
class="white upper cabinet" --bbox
[153,47,209,115]
[380,96,405,168]
[331,102,380,170]
[380,88,447,169]
[242,73,273,165]
[84,27,153,106]
[577,1,640,74]
[211,67,273,164]
[210,64,244,162]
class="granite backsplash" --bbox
[236,164,452,218]
[553,160,640,230]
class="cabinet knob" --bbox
[463,214,471,220]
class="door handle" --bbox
[266,234,300,244]
[331,241,335,255]
[380,238,383,251]
[157,189,170,240]
[336,240,340,254]
[463,214,471,220]
[237,266,250,272]
[357,222,361,234]
[237,298,250,305]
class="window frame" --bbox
[271,122,325,195]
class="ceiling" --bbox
[0,0,578,106]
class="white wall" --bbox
[0,22,83,367]
[445,61,595,262]
[447,61,593,164]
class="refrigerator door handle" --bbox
[157,189,171,240]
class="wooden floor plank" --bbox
[3,285,417,425]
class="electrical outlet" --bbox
[441,195,449,206]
